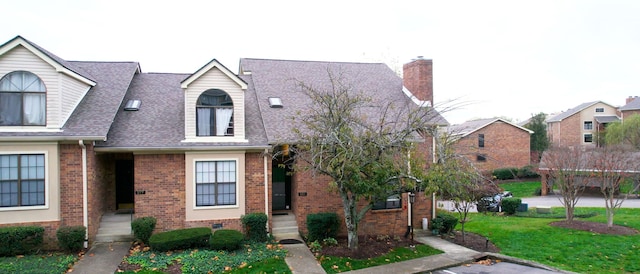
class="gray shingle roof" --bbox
[547,101,603,122]
[0,61,139,139]
[620,97,640,111]
[448,117,533,137]
[239,58,448,144]
[96,72,269,149]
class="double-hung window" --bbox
[0,154,45,207]
[195,160,236,207]
[584,121,593,130]
[196,89,234,136]
[0,71,46,126]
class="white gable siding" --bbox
[184,68,245,141]
[0,46,91,129]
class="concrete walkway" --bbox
[70,242,130,274]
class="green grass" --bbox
[124,241,289,273]
[318,244,442,273]
[499,181,540,197]
[0,253,77,274]
[464,207,640,273]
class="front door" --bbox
[115,160,134,210]
[272,165,287,210]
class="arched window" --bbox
[196,89,233,136]
[0,71,46,126]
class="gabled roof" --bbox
[547,101,617,122]
[239,58,449,144]
[181,59,247,89]
[448,118,533,137]
[620,97,640,111]
[0,35,97,86]
[96,72,269,150]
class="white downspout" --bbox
[264,149,270,232]
[432,129,437,219]
[79,140,88,248]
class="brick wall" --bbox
[549,114,582,147]
[291,164,432,237]
[453,121,531,171]
[59,144,85,227]
[134,154,186,233]
[245,152,269,214]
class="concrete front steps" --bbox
[95,212,134,243]
[271,213,303,242]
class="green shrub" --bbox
[502,197,522,215]
[492,168,518,180]
[210,229,244,251]
[431,214,458,235]
[534,187,542,196]
[56,226,86,252]
[241,213,268,242]
[517,165,539,178]
[149,227,211,252]
[306,212,340,242]
[131,216,157,244]
[0,226,44,256]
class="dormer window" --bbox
[0,71,46,126]
[196,89,234,136]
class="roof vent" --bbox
[124,99,141,111]
[268,97,283,108]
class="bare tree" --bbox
[425,131,499,243]
[539,145,588,221]
[288,70,443,250]
[586,146,640,228]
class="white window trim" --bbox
[0,151,49,211]
[192,157,240,210]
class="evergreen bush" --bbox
[149,227,211,252]
[56,226,86,252]
[0,226,44,256]
[306,212,340,242]
[502,197,522,215]
[131,216,157,244]
[241,213,268,242]
[210,229,244,251]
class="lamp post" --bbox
[409,192,415,240]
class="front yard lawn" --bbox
[499,181,540,197]
[464,207,640,273]
[0,253,76,274]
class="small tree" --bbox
[425,131,499,242]
[288,70,441,250]
[524,112,550,162]
[605,114,640,149]
[540,145,588,221]
[587,146,640,228]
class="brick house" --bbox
[546,101,620,147]
[0,36,447,248]
[620,96,640,120]
[447,118,532,172]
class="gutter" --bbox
[263,149,269,232]
[94,145,271,153]
[79,140,89,248]
[0,136,106,142]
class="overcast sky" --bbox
[3,0,640,124]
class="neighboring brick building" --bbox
[547,101,619,147]
[620,96,640,120]
[448,118,533,172]
[0,36,447,248]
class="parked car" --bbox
[477,191,512,212]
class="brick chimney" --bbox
[403,57,433,103]
[626,96,638,104]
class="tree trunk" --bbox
[341,192,359,251]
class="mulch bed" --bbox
[441,231,501,253]
[318,235,421,260]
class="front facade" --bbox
[448,118,532,172]
[0,36,445,248]
[547,101,619,147]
